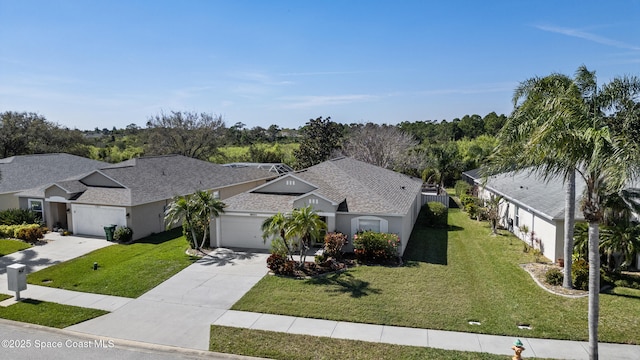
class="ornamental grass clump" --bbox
[353,230,400,264]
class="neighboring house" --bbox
[470,169,640,267]
[223,162,294,175]
[0,153,108,214]
[212,157,424,255]
[16,155,275,240]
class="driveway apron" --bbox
[66,248,269,350]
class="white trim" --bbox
[351,216,389,234]
[28,198,45,220]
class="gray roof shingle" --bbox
[0,153,107,194]
[225,157,423,215]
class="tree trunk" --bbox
[563,171,575,289]
[588,221,600,360]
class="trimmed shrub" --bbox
[545,268,564,286]
[353,231,400,264]
[0,224,44,242]
[572,259,589,290]
[454,180,471,197]
[113,226,133,243]
[323,232,347,259]
[0,208,42,226]
[423,201,448,228]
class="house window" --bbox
[308,198,318,205]
[28,199,44,222]
[286,180,296,186]
[213,191,220,199]
[358,219,381,232]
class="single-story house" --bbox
[212,157,424,255]
[0,153,108,213]
[468,168,640,267]
[16,155,275,240]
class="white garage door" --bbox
[72,204,127,237]
[220,215,269,250]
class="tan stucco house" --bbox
[16,155,275,240]
[212,157,424,255]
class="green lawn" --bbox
[27,229,197,298]
[0,294,107,328]
[232,208,640,344]
[210,325,553,360]
[0,239,31,256]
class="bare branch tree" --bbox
[343,123,417,170]
[144,111,225,160]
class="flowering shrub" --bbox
[352,231,400,264]
[266,254,297,276]
[324,232,347,259]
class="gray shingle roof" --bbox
[74,155,274,206]
[0,153,107,194]
[483,170,586,221]
[225,157,423,215]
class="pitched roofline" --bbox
[479,182,558,222]
[79,169,128,189]
[249,173,318,193]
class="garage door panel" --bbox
[72,204,127,237]
[220,215,269,250]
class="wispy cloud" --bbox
[279,94,379,109]
[535,24,640,51]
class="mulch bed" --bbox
[521,262,588,297]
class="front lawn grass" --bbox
[27,229,197,298]
[209,325,544,360]
[0,239,31,256]
[0,298,107,328]
[232,208,640,344]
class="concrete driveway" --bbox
[67,248,269,350]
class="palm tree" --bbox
[285,205,326,266]
[165,190,225,250]
[191,190,226,249]
[494,67,640,359]
[530,72,640,360]
[262,212,294,261]
[493,68,593,290]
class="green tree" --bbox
[261,212,294,261]
[285,205,326,266]
[420,142,463,188]
[145,111,225,160]
[294,116,343,169]
[497,67,640,360]
[165,190,226,249]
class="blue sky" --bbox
[1,1,639,130]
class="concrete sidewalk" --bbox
[213,310,640,360]
[2,239,639,359]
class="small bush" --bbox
[545,268,564,286]
[113,226,133,243]
[572,259,589,290]
[323,232,347,259]
[281,260,297,276]
[353,231,400,264]
[0,208,43,226]
[267,253,286,272]
[423,201,448,228]
[454,180,471,197]
[16,226,44,243]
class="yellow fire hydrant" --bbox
[511,338,525,360]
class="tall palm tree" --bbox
[494,67,640,359]
[529,72,640,360]
[493,67,594,290]
[285,205,326,266]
